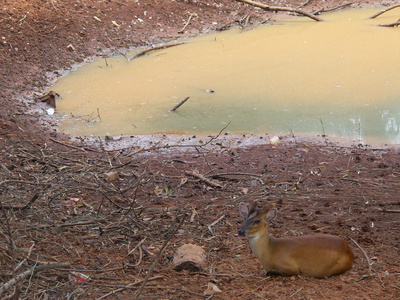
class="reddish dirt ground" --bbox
[1,0,400,299]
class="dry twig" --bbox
[125,121,231,157]
[379,208,400,213]
[134,214,187,299]
[128,43,185,61]
[1,191,39,210]
[376,19,400,27]
[350,238,372,274]
[235,0,324,22]
[312,3,353,15]
[96,276,164,300]
[368,4,400,19]
[207,215,225,236]
[14,243,35,273]
[185,170,223,188]
[169,96,190,112]
[178,13,197,33]
[0,262,70,296]
[49,138,99,152]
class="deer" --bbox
[238,202,354,278]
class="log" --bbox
[172,244,206,271]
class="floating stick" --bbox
[169,97,190,112]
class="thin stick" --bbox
[127,238,145,267]
[379,209,400,213]
[1,191,40,210]
[0,200,16,253]
[207,215,225,236]
[128,43,185,61]
[209,215,226,227]
[377,19,400,27]
[0,262,70,296]
[368,4,400,19]
[313,3,353,15]
[235,0,324,22]
[210,172,262,178]
[350,238,372,274]
[290,287,304,298]
[178,13,197,33]
[319,118,326,137]
[169,97,190,112]
[134,214,187,299]
[125,121,230,157]
[14,243,35,273]
[35,218,106,229]
[49,138,97,153]
[127,237,146,257]
[185,170,223,188]
[96,276,163,300]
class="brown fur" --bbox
[238,202,354,278]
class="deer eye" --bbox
[253,219,260,225]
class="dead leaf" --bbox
[239,187,249,194]
[152,185,174,197]
[64,197,84,207]
[103,171,119,183]
[204,282,222,295]
[178,177,188,187]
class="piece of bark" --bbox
[172,244,206,271]
[36,90,59,109]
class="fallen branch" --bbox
[235,0,324,22]
[185,170,223,188]
[128,42,185,61]
[134,214,187,299]
[49,138,99,152]
[14,243,35,273]
[0,262,70,296]
[368,4,400,19]
[1,191,39,210]
[169,96,190,112]
[377,19,400,27]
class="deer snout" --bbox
[237,228,246,237]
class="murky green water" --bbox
[49,8,400,144]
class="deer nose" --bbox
[238,229,245,236]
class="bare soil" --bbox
[1,1,400,299]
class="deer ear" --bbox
[265,208,277,223]
[239,202,249,218]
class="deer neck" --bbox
[248,225,272,259]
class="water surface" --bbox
[50,8,400,144]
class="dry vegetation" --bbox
[1,0,400,299]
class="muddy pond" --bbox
[48,8,400,144]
